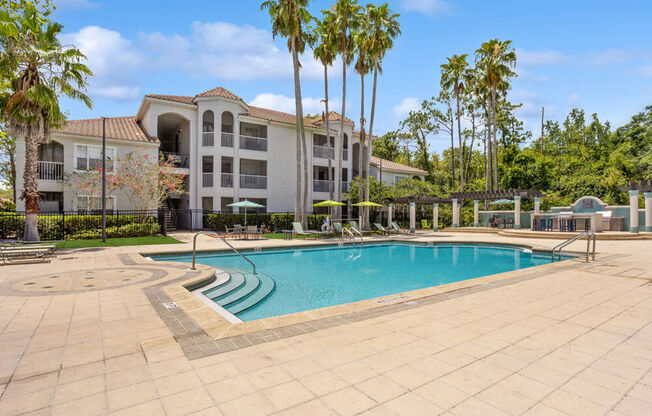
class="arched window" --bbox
[343,133,348,149]
[221,111,234,133]
[202,110,214,133]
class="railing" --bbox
[221,173,233,188]
[240,174,267,189]
[161,152,190,169]
[313,180,331,193]
[191,231,256,273]
[37,161,63,181]
[343,225,363,245]
[551,232,596,263]
[202,173,213,188]
[221,132,234,147]
[240,135,267,151]
[202,132,214,147]
[313,145,335,159]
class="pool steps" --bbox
[202,268,276,315]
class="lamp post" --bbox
[101,117,106,243]
[379,158,383,223]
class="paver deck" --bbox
[0,231,650,415]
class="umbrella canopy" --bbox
[352,201,383,207]
[312,200,346,207]
[488,199,514,205]
[227,200,265,227]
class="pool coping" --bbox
[138,239,590,356]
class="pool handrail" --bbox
[191,231,256,274]
[348,226,363,245]
[551,232,596,263]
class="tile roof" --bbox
[370,156,428,175]
[244,106,322,128]
[54,116,155,143]
[144,94,195,105]
[195,87,243,101]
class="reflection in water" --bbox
[452,245,459,265]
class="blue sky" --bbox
[53,0,652,153]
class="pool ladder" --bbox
[343,226,363,246]
[551,232,596,263]
[191,231,256,274]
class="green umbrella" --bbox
[352,201,383,207]
[312,200,346,207]
[227,200,265,226]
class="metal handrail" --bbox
[551,232,596,263]
[346,226,363,245]
[191,231,256,273]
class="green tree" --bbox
[372,130,401,160]
[440,54,468,191]
[0,4,92,240]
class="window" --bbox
[202,156,213,173]
[77,195,115,211]
[202,110,214,132]
[202,197,213,211]
[394,175,407,183]
[240,122,267,138]
[75,144,115,172]
[221,112,234,133]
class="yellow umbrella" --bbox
[352,201,383,207]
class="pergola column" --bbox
[532,197,541,229]
[629,190,639,233]
[473,200,479,227]
[452,198,459,228]
[409,202,416,233]
[645,192,652,232]
[387,203,393,229]
[433,203,439,231]
[514,195,521,229]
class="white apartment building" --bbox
[15,86,425,214]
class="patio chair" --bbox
[374,223,390,235]
[391,221,408,235]
[421,219,430,230]
[506,218,514,228]
[292,222,327,238]
[1,243,56,264]
[246,225,261,239]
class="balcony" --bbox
[161,152,190,169]
[240,174,266,189]
[221,173,233,188]
[37,161,63,181]
[313,180,330,193]
[202,173,213,187]
[202,132,214,147]
[240,135,267,151]
[313,145,335,159]
[221,132,234,147]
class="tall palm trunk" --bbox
[336,56,346,220]
[484,104,491,191]
[491,86,498,190]
[324,65,333,201]
[464,111,475,184]
[23,135,40,241]
[290,38,304,224]
[450,129,455,188]
[365,64,379,227]
[358,73,366,229]
[456,90,464,192]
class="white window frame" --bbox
[76,194,116,211]
[74,143,117,173]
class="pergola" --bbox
[619,180,652,232]
[391,189,546,232]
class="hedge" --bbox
[204,213,328,232]
[67,222,160,240]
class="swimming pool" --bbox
[152,243,560,322]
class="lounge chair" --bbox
[292,222,327,238]
[391,221,408,235]
[333,222,344,236]
[374,223,390,235]
[1,243,56,264]
[246,225,261,239]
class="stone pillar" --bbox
[387,203,393,229]
[645,192,652,232]
[514,195,521,229]
[452,198,459,228]
[473,200,479,227]
[432,203,439,232]
[409,202,416,233]
[532,197,541,229]
[629,190,639,233]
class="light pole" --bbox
[101,117,106,243]
[379,158,383,223]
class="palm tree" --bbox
[0,5,92,241]
[331,0,362,218]
[440,54,468,192]
[261,0,312,226]
[475,39,516,190]
[312,11,338,201]
[364,3,400,225]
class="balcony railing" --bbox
[240,174,267,189]
[38,161,63,181]
[161,152,190,169]
[221,132,234,147]
[202,132,214,147]
[313,179,330,193]
[202,173,213,187]
[221,173,233,188]
[240,135,268,151]
[313,145,335,159]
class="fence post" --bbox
[61,210,65,240]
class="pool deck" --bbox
[0,231,651,415]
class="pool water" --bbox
[153,243,558,322]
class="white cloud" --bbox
[92,86,140,100]
[586,49,631,66]
[400,0,449,15]
[392,97,420,118]
[568,93,579,107]
[516,48,569,66]
[249,93,341,115]
[516,67,550,83]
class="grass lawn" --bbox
[56,236,183,249]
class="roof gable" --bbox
[54,116,155,143]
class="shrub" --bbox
[68,222,160,240]
[0,199,15,212]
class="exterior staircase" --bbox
[162,200,176,233]
[202,267,275,316]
